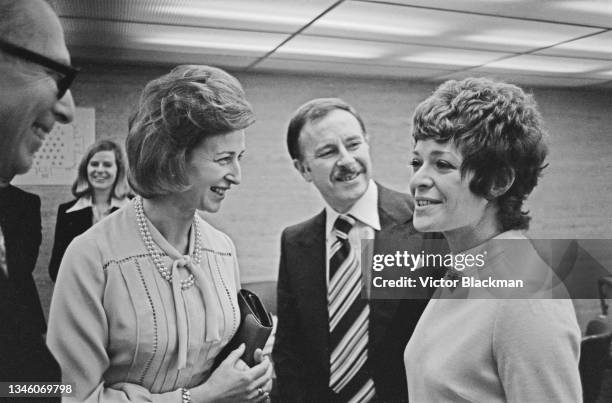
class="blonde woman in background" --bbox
[48,139,130,281]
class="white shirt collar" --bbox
[66,194,129,213]
[325,180,381,236]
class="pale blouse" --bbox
[404,231,582,403]
[66,194,130,223]
[47,201,241,402]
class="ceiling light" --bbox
[157,5,307,26]
[556,1,612,17]
[483,55,611,74]
[542,32,612,56]
[276,45,383,59]
[136,36,276,53]
[309,2,448,38]
[314,20,439,37]
[275,36,392,60]
[464,28,581,48]
[400,50,506,66]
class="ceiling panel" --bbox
[379,0,612,28]
[305,1,600,52]
[61,20,290,59]
[272,36,511,70]
[42,0,612,88]
[593,69,612,79]
[537,31,612,60]
[52,0,338,33]
[477,55,612,77]
[69,45,260,69]
[398,48,511,68]
[255,58,454,79]
[430,70,610,88]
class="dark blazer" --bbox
[273,185,437,403]
[0,185,60,387]
[48,199,121,281]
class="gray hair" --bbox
[0,0,54,65]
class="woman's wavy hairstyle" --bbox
[411,77,548,231]
[72,139,130,200]
[126,65,255,198]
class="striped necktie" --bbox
[0,226,8,278]
[328,215,375,402]
[0,224,8,278]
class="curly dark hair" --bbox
[411,77,548,231]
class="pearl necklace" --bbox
[134,196,201,290]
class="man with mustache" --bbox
[273,98,432,402]
[0,0,76,387]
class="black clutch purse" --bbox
[213,289,274,369]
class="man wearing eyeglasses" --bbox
[0,0,76,389]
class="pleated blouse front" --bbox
[47,201,241,403]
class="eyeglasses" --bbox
[0,39,79,99]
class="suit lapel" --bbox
[370,186,419,345]
[292,211,330,370]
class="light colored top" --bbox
[47,201,241,402]
[404,231,582,403]
[66,194,130,223]
[325,180,380,285]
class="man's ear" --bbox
[293,159,312,182]
[489,168,515,199]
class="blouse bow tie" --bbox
[171,256,194,369]
[169,254,226,370]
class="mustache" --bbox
[333,164,361,177]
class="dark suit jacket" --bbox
[48,199,121,281]
[273,185,436,403]
[0,185,60,387]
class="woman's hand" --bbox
[251,348,274,400]
[191,344,273,403]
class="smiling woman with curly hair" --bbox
[403,77,581,403]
